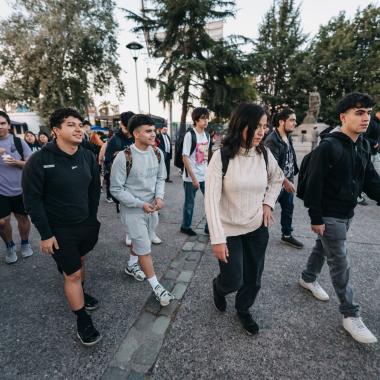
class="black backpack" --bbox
[174,128,210,170]
[296,136,343,200]
[220,146,269,177]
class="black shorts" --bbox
[0,194,28,219]
[51,219,101,275]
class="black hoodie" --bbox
[22,140,100,240]
[304,128,380,225]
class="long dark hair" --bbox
[222,102,267,160]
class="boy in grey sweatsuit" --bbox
[110,114,174,306]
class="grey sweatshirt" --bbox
[110,144,166,210]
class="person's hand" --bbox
[192,179,200,189]
[283,178,295,193]
[0,148,6,155]
[154,198,164,211]
[311,224,325,236]
[40,237,59,255]
[2,156,19,166]
[212,243,229,263]
[143,202,155,214]
[263,204,275,227]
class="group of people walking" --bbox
[0,91,379,347]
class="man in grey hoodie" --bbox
[110,114,174,306]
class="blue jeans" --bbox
[181,181,207,230]
[277,189,294,236]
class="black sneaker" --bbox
[180,227,197,236]
[84,293,99,311]
[204,225,209,235]
[77,322,102,347]
[281,235,304,249]
[212,279,226,312]
[237,311,259,335]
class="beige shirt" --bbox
[205,147,284,245]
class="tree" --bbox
[306,5,380,123]
[252,0,307,115]
[125,0,236,133]
[201,37,257,119]
[0,0,123,120]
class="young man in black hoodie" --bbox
[299,92,380,344]
[22,108,102,346]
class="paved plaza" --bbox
[1,166,379,379]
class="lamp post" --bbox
[126,41,144,113]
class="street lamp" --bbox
[126,41,144,113]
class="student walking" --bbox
[298,93,380,344]
[180,107,211,236]
[110,114,174,306]
[205,103,283,335]
[23,108,102,346]
[0,111,33,264]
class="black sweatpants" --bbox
[214,225,269,313]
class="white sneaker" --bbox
[5,245,18,264]
[151,233,162,245]
[343,317,378,344]
[153,284,175,307]
[125,234,132,247]
[20,243,33,258]
[124,263,146,282]
[299,278,329,301]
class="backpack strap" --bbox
[13,135,24,161]
[221,146,269,179]
[189,128,197,155]
[152,146,162,163]
[123,146,133,177]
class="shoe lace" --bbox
[352,318,366,331]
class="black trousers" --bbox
[164,155,171,180]
[215,225,269,313]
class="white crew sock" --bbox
[128,255,138,267]
[148,275,159,289]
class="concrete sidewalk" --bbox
[151,198,380,379]
[1,168,379,379]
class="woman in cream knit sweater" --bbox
[205,103,284,335]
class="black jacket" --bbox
[265,128,299,178]
[304,129,380,225]
[364,115,380,155]
[157,133,172,159]
[22,141,100,240]
[104,130,134,165]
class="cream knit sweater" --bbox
[205,147,284,245]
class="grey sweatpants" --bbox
[302,217,359,317]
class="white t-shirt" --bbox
[182,128,209,182]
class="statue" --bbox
[303,87,321,124]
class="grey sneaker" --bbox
[6,245,18,264]
[20,243,34,258]
[125,263,146,282]
[153,284,175,307]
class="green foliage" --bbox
[0,0,123,120]
[125,0,238,132]
[306,5,380,123]
[252,0,307,115]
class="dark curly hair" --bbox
[49,108,83,130]
[336,92,375,114]
[222,102,267,160]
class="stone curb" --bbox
[101,219,209,379]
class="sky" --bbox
[0,0,378,121]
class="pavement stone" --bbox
[183,260,198,271]
[182,241,195,251]
[164,268,179,280]
[151,316,171,335]
[158,300,179,317]
[193,241,206,251]
[172,283,187,299]
[177,270,193,283]
[185,251,202,262]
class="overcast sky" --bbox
[0,0,378,120]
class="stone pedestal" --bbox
[292,122,329,157]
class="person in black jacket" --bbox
[299,92,380,344]
[156,125,172,182]
[265,108,303,249]
[22,108,102,347]
[103,111,134,202]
